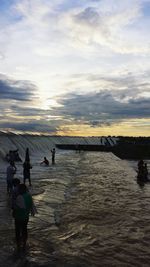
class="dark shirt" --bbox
[23,162,32,178]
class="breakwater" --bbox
[0,134,118,163]
[0,133,149,162]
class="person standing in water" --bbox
[11,178,20,209]
[23,160,32,186]
[51,148,56,164]
[13,184,34,252]
[143,163,148,181]
[6,161,17,194]
[137,159,144,178]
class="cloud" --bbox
[64,1,150,54]
[0,0,149,135]
[0,69,149,134]
[0,79,149,134]
[0,73,64,133]
[50,87,150,127]
[2,0,149,58]
[0,74,37,101]
[0,120,58,133]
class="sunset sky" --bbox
[0,0,150,136]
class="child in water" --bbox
[40,157,49,166]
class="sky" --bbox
[0,0,150,136]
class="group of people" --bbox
[6,172,36,254]
[6,148,36,254]
[5,149,22,162]
[6,159,32,195]
[40,148,56,166]
[5,147,56,254]
[137,159,148,182]
[6,147,56,194]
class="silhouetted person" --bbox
[138,159,144,171]
[6,149,22,162]
[40,157,49,166]
[23,160,32,186]
[15,150,22,162]
[5,153,10,162]
[137,159,144,179]
[143,163,148,181]
[51,148,56,164]
[9,150,15,162]
[13,184,33,252]
[11,178,20,210]
[25,148,30,162]
[6,161,17,194]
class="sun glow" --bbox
[58,119,150,137]
[41,98,59,110]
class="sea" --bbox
[0,136,150,267]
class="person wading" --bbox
[23,160,32,186]
[13,184,35,252]
[6,161,17,194]
[51,148,56,164]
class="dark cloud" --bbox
[8,105,48,117]
[90,120,112,127]
[0,120,58,133]
[51,89,150,126]
[0,74,37,101]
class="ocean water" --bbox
[0,150,150,267]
